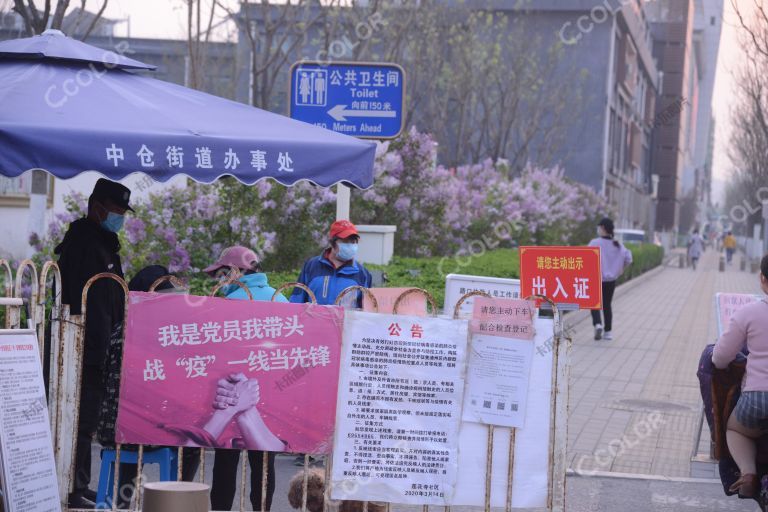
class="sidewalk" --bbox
[566,249,759,477]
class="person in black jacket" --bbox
[55,178,133,509]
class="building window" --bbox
[0,174,54,207]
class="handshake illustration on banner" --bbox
[162,373,286,451]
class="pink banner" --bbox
[116,292,344,454]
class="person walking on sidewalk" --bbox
[712,254,768,499]
[589,218,632,341]
[688,229,704,271]
[724,231,737,264]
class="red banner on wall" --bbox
[519,246,602,310]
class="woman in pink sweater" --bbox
[588,218,633,341]
[712,255,768,498]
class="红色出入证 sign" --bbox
[116,293,344,454]
[519,246,602,310]
[330,311,467,505]
[289,62,405,139]
[0,330,60,512]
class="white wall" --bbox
[0,208,33,260]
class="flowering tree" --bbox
[352,128,464,256]
[352,129,614,256]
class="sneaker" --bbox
[594,324,603,341]
[603,331,613,341]
[68,494,96,509]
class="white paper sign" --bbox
[444,274,521,319]
[462,334,535,428]
[0,330,60,512]
[452,317,555,509]
[330,311,468,505]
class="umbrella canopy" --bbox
[0,30,376,189]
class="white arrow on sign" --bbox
[328,104,397,122]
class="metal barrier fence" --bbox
[0,260,569,512]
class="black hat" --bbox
[128,265,175,292]
[90,178,133,212]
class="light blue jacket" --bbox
[224,272,288,302]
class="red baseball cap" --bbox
[329,220,359,240]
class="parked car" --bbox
[614,229,646,245]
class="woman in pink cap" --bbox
[203,246,287,511]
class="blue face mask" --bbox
[101,211,125,233]
[337,242,358,261]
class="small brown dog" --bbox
[287,468,387,512]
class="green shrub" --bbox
[618,244,665,285]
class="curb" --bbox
[565,468,720,484]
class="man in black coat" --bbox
[55,178,133,509]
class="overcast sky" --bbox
[711,0,746,205]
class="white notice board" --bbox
[330,311,468,506]
[444,274,521,319]
[0,330,60,512]
[452,316,556,509]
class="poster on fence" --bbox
[116,293,344,454]
[0,330,60,512]
[444,274,521,320]
[452,316,556,509]
[330,311,468,505]
[715,293,763,337]
[462,298,536,428]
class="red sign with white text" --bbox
[519,246,602,310]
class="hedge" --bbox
[616,244,665,285]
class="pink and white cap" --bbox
[203,245,260,275]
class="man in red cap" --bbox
[289,220,372,465]
[289,220,372,307]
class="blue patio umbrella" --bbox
[0,30,376,188]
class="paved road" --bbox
[567,249,758,477]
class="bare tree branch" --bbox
[80,0,108,40]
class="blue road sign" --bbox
[289,61,405,140]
